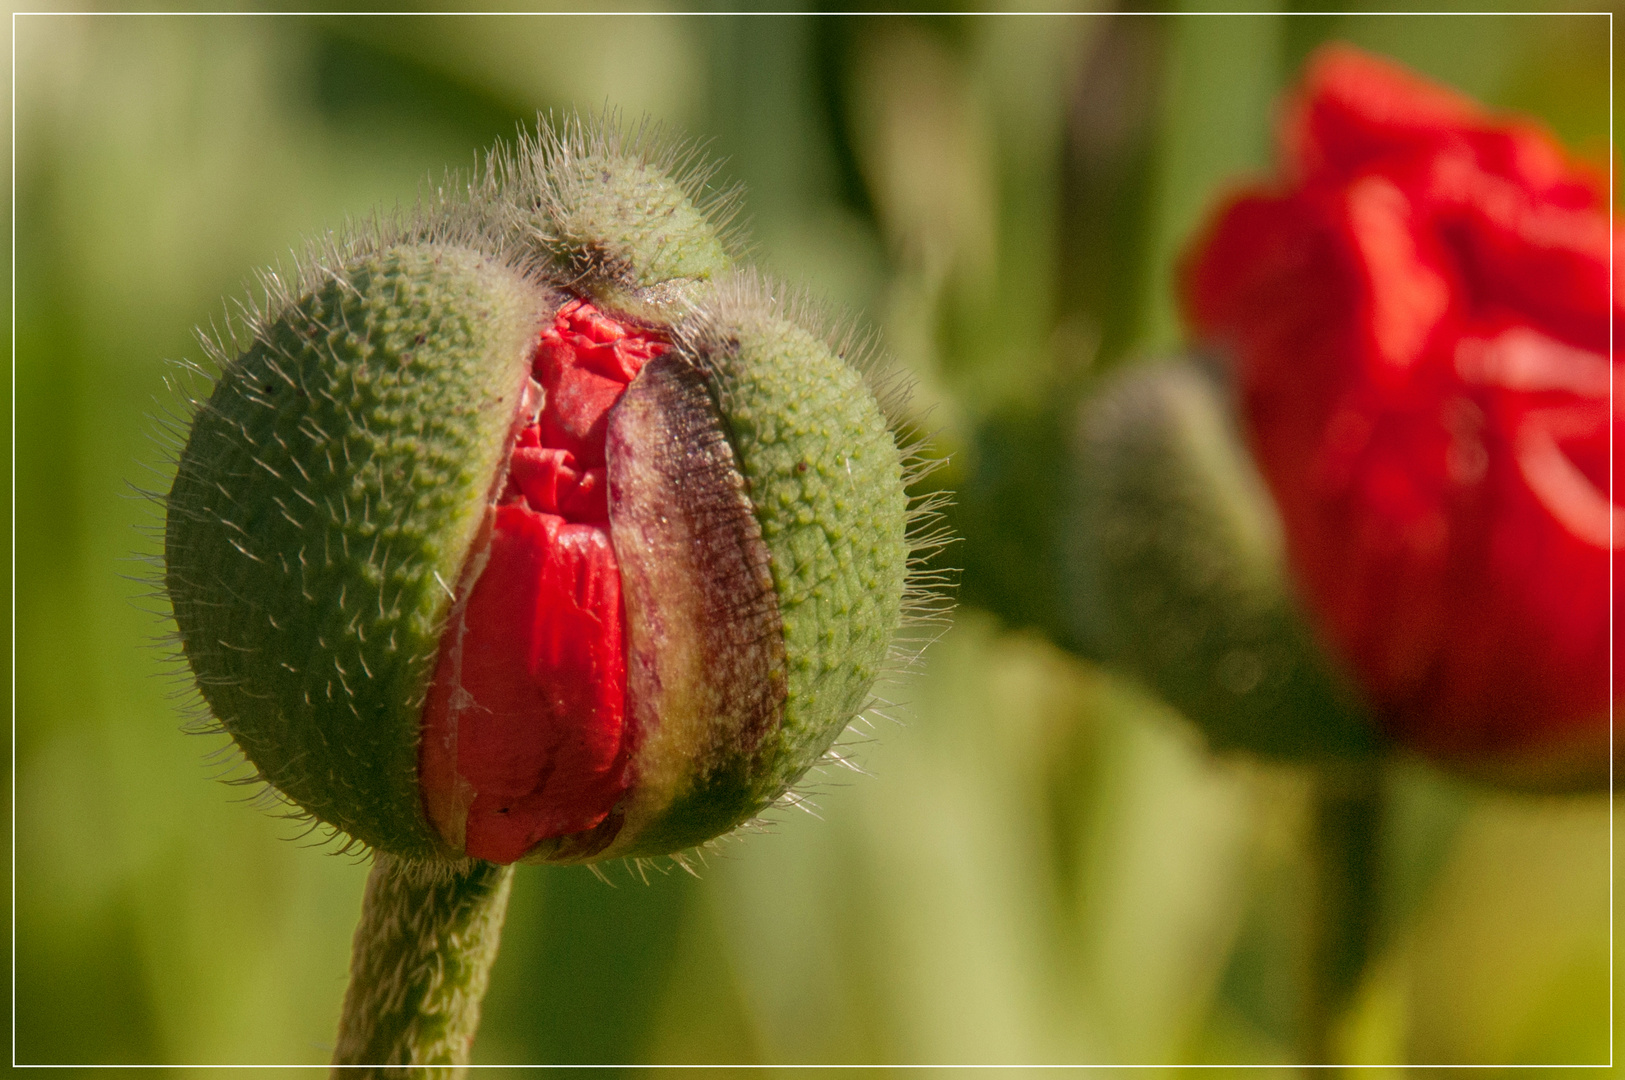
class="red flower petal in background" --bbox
[1184,45,1618,780]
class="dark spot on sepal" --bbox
[527,804,626,864]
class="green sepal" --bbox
[518,125,733,324]
[166,244,552,858]
[615,764,759,861]
[678,287,912,818]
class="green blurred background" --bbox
[12,8,1614,1071]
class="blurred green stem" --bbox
[1303,761,1383,1073]
[331,855,515,1078]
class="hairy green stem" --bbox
[330,854,515,1078]
[1301,761,1383,1074]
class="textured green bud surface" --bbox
[543,153,727,283]
[166,244,550,857]
[681,295,912,807]
[1067,360,1374,760]
[599,353,787,860]
[520,125,733,321]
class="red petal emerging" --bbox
[422,509,627,862]
[421,300,666,861]
[534,301,667,466]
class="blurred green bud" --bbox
[1065,358,1376,760]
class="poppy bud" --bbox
[164,120,930,866]
[1068,358,1375,761]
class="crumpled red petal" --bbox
[421,300,666,861]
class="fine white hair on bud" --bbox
[492,111,745,319]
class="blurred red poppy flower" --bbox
[1183,45,1619,784]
